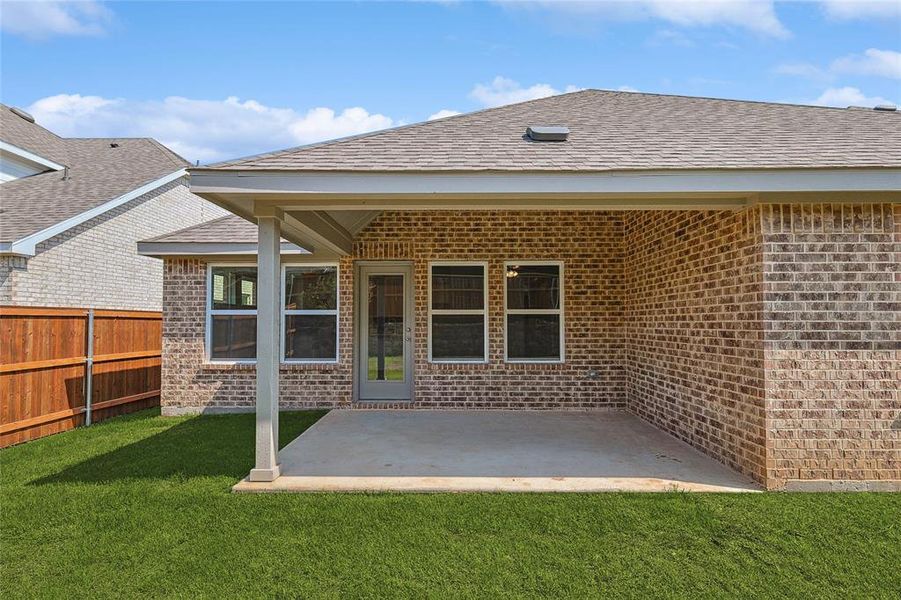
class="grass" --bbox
[367,355,404,380]
[2,409,899,599]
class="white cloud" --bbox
[648,0,788,37]
[775,48,901,87]
[831,48,901,80]
[27,94,396,163]
[497,1,789,38]
[617,85,640,92]
[819,0,900,20]
[811,86,896,107]
[428,109,462,120]
[470,76,581,108]
[646,28,695,47]
[0,0,113,40]
[773,62,831,81]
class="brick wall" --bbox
[623,209,767,484]
[158,204,899,489]
[358,211,626,409]
[0,178,227,310]
[621,204,899,489]
[160,210,626,413]
[762,204,900,489]
[161,258,354,412]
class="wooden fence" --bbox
[0,306,162,448]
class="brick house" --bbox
[0,104,226,310]
[138,90,900,491]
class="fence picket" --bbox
[0,306,162,448]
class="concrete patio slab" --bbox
[233,410,760,493]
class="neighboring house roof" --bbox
[138,215,307,256]
[1,107,68,164]
[0,104,190,254]
[202,90,901,172]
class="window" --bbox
[206,264,339,363]
[208,266,257,361]
[283,265,339,362]
[505,262,564,362]
[429,263,487,362]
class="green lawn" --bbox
[367,355,404,380]
[2,410,899,599]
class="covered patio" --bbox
[233,410,759,492]
[170,91,900,492]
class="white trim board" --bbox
[190,168,901,199]
[0,140,65,172]
[2,169,187,257]
[137,241,308,257]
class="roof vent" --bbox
[526,125,569,142]
[874,104,897,112]
[10,106,35,123]
[110,142,120,148]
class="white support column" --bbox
[248,215,281,482]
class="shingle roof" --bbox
[144,215,262,243]
[1,106,67,163]
[203,90,901,172]
[0,104,190,243]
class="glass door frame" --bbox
[354,261,414,401]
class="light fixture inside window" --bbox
[506,266,519,279]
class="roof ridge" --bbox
[0,103,66,141]
[63,137,190,168]
[585,87,897,112]
[144,137,191,168]
[65,136,174,142]
[200,89,597,169]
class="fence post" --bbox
[84,309,94,426]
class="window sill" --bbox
[428,359,489,365]
[201,361,343,371]
[504,360,566,367]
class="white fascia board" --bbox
[3,169,187,257]
[189,168,901,197]
[0,141,65,172]
[137,241,308,257]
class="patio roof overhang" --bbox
[186,165,900,484]
[189,167,901,257]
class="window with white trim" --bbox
[208,265,258,361]
[429,263,487,362]
[505,262,564,362]
[283,265,339,362]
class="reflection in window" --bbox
[206,265,339,363]
[209,266,257,360]
[505,263,563,361]
[284,266,339,362]
[429,264,486,362]
[368,274,405,380]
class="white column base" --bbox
[248,466,281,482]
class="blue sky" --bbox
[2,1,899,163]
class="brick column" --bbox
[762,203,900,490]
